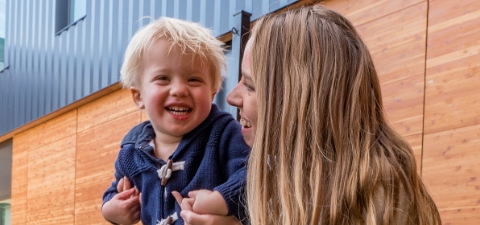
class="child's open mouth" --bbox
[166,106,192,116]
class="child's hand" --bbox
[102,188,141,224]
[117,176,142,205]
[173,191,239,225]
[189,190,228,215]
[102,176,141,224]
[172,191,195,211]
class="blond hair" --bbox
[120,17,225,92]
[247,5,441,225]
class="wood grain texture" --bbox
[423,124,480,210]
[75,112,141,225]
[320,0,424,26]
[7,1,480,224]
[439,207,480,225]
[425,0,480,134]
[77,88,138,132]
[11,131,29,225]
[28,109,77,150]
[354,2,427,137]
[27,135,76,224]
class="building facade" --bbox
[0,0,480,224]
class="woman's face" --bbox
[226,41,257,148]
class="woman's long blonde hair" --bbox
[247,5,441,225]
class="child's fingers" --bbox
[123,176,131,190]
[124,193,140,208]
[188,190,198,198]
[131,210,141,224]
[182,198,195,211]
[117,177,124,192]
[180,211,240,225]
[172,191,195,211]
[125,196,141,224]
[115,188,136,200]
[139,192,142,205]
[134,187,139,196]
[172,191,183,205]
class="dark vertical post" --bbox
[231,10,251,120]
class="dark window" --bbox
[0,139,11,225]
[55,0,86,35]
[0,201,10,225]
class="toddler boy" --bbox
[101,17,249,225]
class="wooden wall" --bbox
[322,0,480,224]
[7,0,480,224]
[423,0,480,223]
[11,89,143,225]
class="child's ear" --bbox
[130,87,145,109]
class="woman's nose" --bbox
[226,84,242,107]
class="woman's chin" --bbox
[241,126,254,148]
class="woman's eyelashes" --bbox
[240,76,255,92]
[244,83,255,91]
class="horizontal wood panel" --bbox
[77,88,138,132]
[424,0,480,133]
[27,135,76,223]
[423,124,480,209]
[11,131,29,225]
[28,109,77,150]
[75,112,141,225]
[26,207,75,225]
[320,0,424,26]
[354,2,427,136]
[6,1,480,224]
[439,207,480,225]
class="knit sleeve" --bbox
[102,147,128,205]
[213,118,250,221]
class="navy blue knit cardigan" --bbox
[102,105,250,225]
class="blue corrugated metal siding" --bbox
[0,0,298,136]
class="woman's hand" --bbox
[172,191,242,225]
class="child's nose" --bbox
[170,81,188,97]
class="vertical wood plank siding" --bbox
[0,0,298,136]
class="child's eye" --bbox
[188,77,202,83]
[155,76,169,81]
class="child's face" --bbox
[131,39,216,138]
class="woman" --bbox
[180,5,441,225]
[235,5,442,225]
